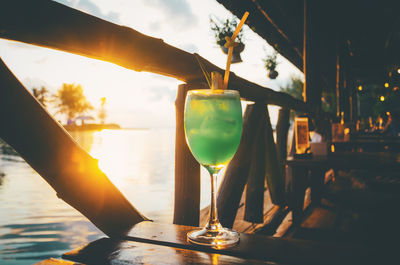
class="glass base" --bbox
[187,227,239,249]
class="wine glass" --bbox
[184,89,243,249]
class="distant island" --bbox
[32,84,122,132]
[63,123,121,131]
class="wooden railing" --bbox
[0,1,310,236]
[0,1,309,112]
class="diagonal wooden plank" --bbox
[0,57,147,237]
[217,103,267,228]
[244,104,267,223]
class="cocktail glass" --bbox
[184,89,242,249]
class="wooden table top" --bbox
[59,221,374,265]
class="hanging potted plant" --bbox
[264,50,279,79]
[210,16,245,63]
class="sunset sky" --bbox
[0,0,302,128]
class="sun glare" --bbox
[89,130,138,185]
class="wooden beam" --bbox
[0,58,147,237]
[216,0,303,71]
[173,83,202,226]
[251,0,303,63]
[0,0,308,113]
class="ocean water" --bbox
[0,128,213,264]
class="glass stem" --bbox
[205,166,222,231]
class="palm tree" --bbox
[54,83,93,120]
[32,86,49,107]
[98,97,107,124]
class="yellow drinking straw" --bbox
[223,11,249,90]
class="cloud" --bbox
[178,43,199,53]
[55,0,120,23]
[34,57,48,64]
[146,86,176,102]
[149,21,162,32]
[22,77,56,92]
[144,0,198,30]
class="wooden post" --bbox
[265,107,286,206]
[347,79,356,122]
[336,48,346,120]
[351,81,358,122]
[310,168,325,206]
[0,59,147,237]
[336,52,341,118]
[276,108,290,165]
[289,166,309,226]
[342,71,350,122]
[173,83,205,226]
[217,104,266,228]
[244,106,267,223]
[303,0,323,113]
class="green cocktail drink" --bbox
[184,88,242,249]
[184,89,242,167]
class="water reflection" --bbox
[0,129,177,264]
[86,129,176,220]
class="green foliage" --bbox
[279,75,336,115]
[358,84,400,119]
[280,75,304,100]
[55,83,93,120]
[32,86,49,107]
[210,16,243,46]
[279,75,303,120]
[264,51,278,71]
[321,90,336,115]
